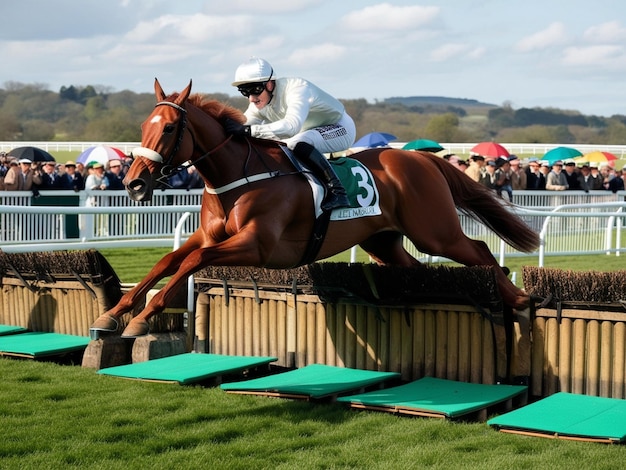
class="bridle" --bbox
[132,100,232,186]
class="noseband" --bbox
[132,100,232,185]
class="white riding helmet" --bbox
[232,57,274,87]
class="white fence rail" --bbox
[3,141,626,159]
[1,190,626,268]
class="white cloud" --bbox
[561,45,625,66]
[430,44,484,62]
[583,21,626,43]
[516,22,568,52]
[286,43,347,66]
[125,13,255,43]
[342,3,439,33]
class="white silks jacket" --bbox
[243,77,345,140]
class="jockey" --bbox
[225,57,355,211]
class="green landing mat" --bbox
[98,353,278,384]
[488,392,626,443]
[337,377,527,418]
[0,332,90,358]
[0,325,28,336]
[220,364,401,399]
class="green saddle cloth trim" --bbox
[330,157,381,215]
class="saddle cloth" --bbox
[282,147,382,220]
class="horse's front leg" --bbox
[121,227,279,337]
[90,234,205,335]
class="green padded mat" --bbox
[220,364,401,399]
[336,377,527,418]
[0,332,90,358]
[488,392,626,443]
[0,325,28,336]
[98,353,278,384]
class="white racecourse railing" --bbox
[1,189,626,268]
[2,142,626,159]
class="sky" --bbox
[1,0,626,117]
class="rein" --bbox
[135,99,289,194]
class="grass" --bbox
[98,247,626,284]
[1,358,626,469]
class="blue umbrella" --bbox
[353,132,397,148]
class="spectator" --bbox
[599,162,613,185]
[60,160,85,191]
[85,163,109,190]
[546,161,568,191]
[539,160,551,180]
[167,166,192,189]
[563,160,580,190]
[576,163,594,192]
[479,160,498,190]
[526,159,546,190]
[187,167,204,189]
[465,155,485,182]
[38,161,62,190]
[0,154,10,190]
[105,159,125,190]
[508,156,527,191]
[608,165,626,193]
[588,163,604,190]
[2,159,22,190]
[14,159,42,191]
[494,157,513,200]
[443,154,464,171]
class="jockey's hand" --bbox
[224,118,251,137]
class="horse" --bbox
[90,79,539,338]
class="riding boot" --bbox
[293,142,350,211]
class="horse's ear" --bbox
[154,78,166,101]
[175,80,192,106]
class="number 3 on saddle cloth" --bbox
[282,146,382,265]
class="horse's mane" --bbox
[168,92,246,124]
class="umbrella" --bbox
[470,142,510,159]
[353,132,397,148]
[575,151,618,166]
[542,146,582,164]
[76,145,126,166]
[402,139,444,152]
[8,146,55,162]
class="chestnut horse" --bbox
[91,79,539,338]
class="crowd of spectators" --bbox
[0,152,205,193]
[448,153,626,200]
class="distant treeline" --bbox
[1,82,625,145]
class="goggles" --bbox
[238,82,267,98]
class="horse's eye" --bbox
[163,124,175,134]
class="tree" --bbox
[424,113,459,142]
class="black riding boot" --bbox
[294,142,350,211]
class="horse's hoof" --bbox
[90,314,119,332]
[121,319,150,338]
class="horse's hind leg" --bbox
[360,231,421,266]
[421,233,527,308]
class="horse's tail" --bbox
[424,153,539,253]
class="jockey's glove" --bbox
[224,118,251,137]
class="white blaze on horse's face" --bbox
[150,115,162,124]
